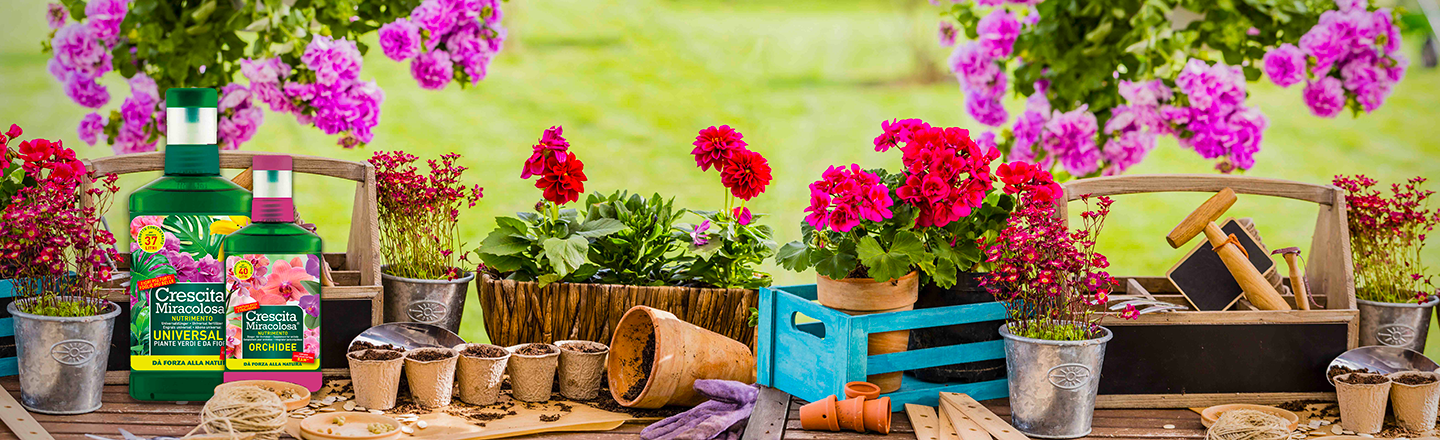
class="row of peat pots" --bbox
[816,271,1108,438]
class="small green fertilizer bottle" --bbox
[221,155,324,391]
[128,88,252,401]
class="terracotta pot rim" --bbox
[818,271,919,284]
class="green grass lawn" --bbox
[3,0,1439,353]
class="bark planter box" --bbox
[1055,175,1358,409]
[83,152,384,382]
[478,274,757,348]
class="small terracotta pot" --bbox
[862,396,892,434]
[817,272,919,393]
[346,349,404,410]
[1388,371,1440,432]
[453,343,511,406]
[844,382,881,400]
[404,347,458,408]
[1333,373,1392,434]
[555,340,609,401]
[835,395,866,432]
[799,395,840,431]
[506,343,561,402]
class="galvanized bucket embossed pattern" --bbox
[1000,323,1111,439]
[9,297,120,415]
[1357,297,1438,352]
[381,267,475,333]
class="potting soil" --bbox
[517,343,557,356]
[463,344,508,358]
[408,349,456,362]
[560,342,607,353]
[1326,365,1376,382]
[349,341,405,352]
[1392,373,1438,385]
[621,333,656,401]
[351,349,402,361]
[1339,373,1389,385]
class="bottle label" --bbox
[224,254,322,371]
[129,215,250,371]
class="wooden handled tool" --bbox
[1272,247,1310,311]
[1166,188,1291,311]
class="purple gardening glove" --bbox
[640,380,759,440]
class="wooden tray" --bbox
[81,151,382,380]
[1056,175,1357,408]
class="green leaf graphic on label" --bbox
[304,313,320,330]
[163,215,224,259]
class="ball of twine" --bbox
[185,385,288,440]
[1207,409,1291,440]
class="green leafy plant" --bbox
[583,191,685,286]
[476,207,625,286]
[675,209,777,290]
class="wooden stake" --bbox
[940,393,1030,440]
[939,398,993,440]
[0,389,54,440]
[905,404,942,440]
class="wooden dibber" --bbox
[1272,247,1310,311]
[1166,188,1290,311]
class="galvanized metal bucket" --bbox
[8,297,120,415]
[381,267,475,333]
[1357,296,1439,351]
[1000,323,1111,439]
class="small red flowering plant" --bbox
[779,119,1061,288]
[1334,175,1440,304]
[675,125,778,290]
[370,151,484,280]
[0,124,122,317]
[477,126,626,285]
[979,194,1124,342]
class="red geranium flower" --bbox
[720,149,772,201]
[692,125,748,172]
[17,139,55,163]
[522,126,570,179]
[535,152,587,205]
[732,206,752,226]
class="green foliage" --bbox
[675,209,778,290]
[584,191,685,286]
[948,0,1331,130]
[776,169,1015,288]
[163,215,223,259]
[475,205,620,286]
[1010,321,1091,342]
[55,0,420,92]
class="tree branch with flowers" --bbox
[0,124,122,317]
[43,0,507,153]
[936,0,1406,177]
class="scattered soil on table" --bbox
[1392,373,1437,385]
[560,342,608,353]
[351,349,403,361]
[462,345,508,358]
[516,343,557,356]
[1327,365,1376,381]
[350,341,404,352]
[621,334,656,401]
[1338,373,1389,385]
[539,414,563,422]
[589,386,683,419]
[408,349,456,362]
[1275,400,1331,412]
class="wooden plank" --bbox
[1095,392,1335,408]
[904,404,940,440]
[1097,309,1354,326]
[0,388,53,440]
[939,393,1028,440]
[867,341,1004,375]
[85,151,368,182]
[1060,174,1336,205]
[938,399,990,440]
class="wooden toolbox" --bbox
[757,284,1009,412]
[82,151,383,380]
[1057,175,1358,408]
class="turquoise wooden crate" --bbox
[758,284,1009,412]
[0,279,22,377]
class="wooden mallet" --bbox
[1166,188,1291,311]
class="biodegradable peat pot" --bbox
[506,343,560,402]
[10,297,120,415]
[907,275,1007,384]
[347,349,405,410]
[556,340,609,401]
[404,347,458,408]
[1357,296,1439,351]
[1001,322,1111,439]
[1387,371,1440,432]
[816,272,920,393]
[607,306,757,408]
[453,343,511,406]
[1333,373,1392,434]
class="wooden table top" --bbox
[0,378,1208,439]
